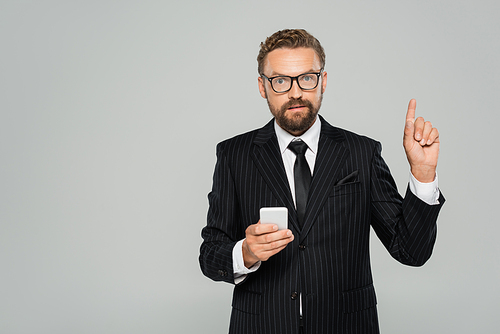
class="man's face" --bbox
[258,47,327,136]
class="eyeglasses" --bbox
[261,70,323,93]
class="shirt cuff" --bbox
[409,171,440,205]
[233,239,261,285]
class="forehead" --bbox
[263,47,321,76]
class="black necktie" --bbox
[288,140,311,229]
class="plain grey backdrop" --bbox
[1,1,499,333]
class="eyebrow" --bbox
[268,69,321,77]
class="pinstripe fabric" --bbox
[199,116,445,334]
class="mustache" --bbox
[281,98,314,111]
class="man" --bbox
[199,29,444,334]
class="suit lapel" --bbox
[300,116,349,241]
[251,120,300,232]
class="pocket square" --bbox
[335,170,358,185]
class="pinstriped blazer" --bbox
[200,115,445,334]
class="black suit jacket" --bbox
[199,116,445,334]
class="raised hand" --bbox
[403,99,440,183]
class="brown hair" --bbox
[257,29,326,75]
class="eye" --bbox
[302,75,313,82]
[275,78,286,85]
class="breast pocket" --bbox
[329,181,362,197]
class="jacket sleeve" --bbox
[199,143,241,284]
[369,142,445,266]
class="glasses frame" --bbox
[261,69,324,93]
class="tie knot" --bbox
[288,140,308,156]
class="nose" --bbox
[288,78,303,99]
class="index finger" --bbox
[406,98,416,123]
[252,223,279,235]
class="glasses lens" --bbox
[298,73,319,90]
[271,77,291,93]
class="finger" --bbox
[250,232,293,259]
[255,223,279,235]
[413,117,425,141]
[247,222,277,237]
[427,127,440,145]
[420,121,433,146]
[403,99,416,147]
[265,232,294,250]
[263,229,293,244]
[256,234,294,259]
[406,99,416,123]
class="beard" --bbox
[267,95,323,134]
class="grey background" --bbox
[1,1,498,333]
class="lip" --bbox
[287,106,306,114]
[288,105,306,112]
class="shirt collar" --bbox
[274,115,321,155]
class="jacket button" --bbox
[291,292,298,300]
[299,244,306,250]
[218,269,227,277]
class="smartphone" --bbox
[260,207,288,231]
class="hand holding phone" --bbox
[243,207,292,268]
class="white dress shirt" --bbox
[233,116,440,284]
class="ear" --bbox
[258,76,267,99]
[321,71,327,94]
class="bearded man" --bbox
[199,29,444,334]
